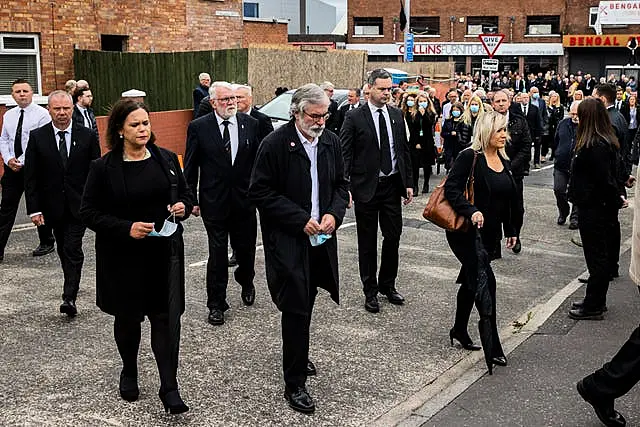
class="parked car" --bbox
[258,89,350,130]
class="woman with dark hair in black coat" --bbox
[80,100,194,413]
[445,111,519,374]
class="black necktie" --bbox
[58,130,68,168]
[14,109,24,159]
[222,120,231,163]
[523,105,528,115]
[377,109,392,175]
[84,110,92,128]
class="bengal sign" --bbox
[563,34,640,47]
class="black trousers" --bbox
[0,168,54,254]
[447,228,505,358]
[52,217,86,302]
[583,288,640,401]
[281,245,327,389]
[354,175,403,298]
[578,206,619,310]
[552,169,578,223]
[203,212,257,310]
[114,313,181,392]
[513,176,525,238]
[410,148,430,192]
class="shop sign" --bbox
[563,34,638,47]
[599,1,640,25]
[346,42,563,56]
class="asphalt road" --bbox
[0,163,633,426]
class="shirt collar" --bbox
[76,104,87,113]
[368,101,387,114]
[53,121,73,134]
[215,112,237,126]
[294,123,319,147]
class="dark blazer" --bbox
[336,103,358,133]
[445,149,518,239]
[607,106,632,178]
[184,111,260,220]
[340,103,413,203]
[619,101,631,124]
[24,122,101,224]
[79,144,193,315]
[325,98,340,135]
[195,96,212,119]
[521,103,541,140]
[505,110,533,177]
[193,84,209,116]
[553,117,577,174]
[249,120,349,315]
[249,107,274,142]
[72,105,98,136]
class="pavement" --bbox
[0,162,637,426]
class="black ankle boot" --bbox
[159,389,189,414]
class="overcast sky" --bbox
[321,0,347,19]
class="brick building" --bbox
[0,0,287,103]
[345,0,640,78]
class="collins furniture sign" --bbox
[599,1,640,25]
[563,34,639,47]
[346,43,563,56]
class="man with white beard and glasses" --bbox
[249,84,348,414]
[184,81,260,326]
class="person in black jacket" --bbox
[441,102,465,171]
[193,72,210,118]
[553,101,580,229]
[405,91,436,194]
[80,99,193,413]
[568,98,623,321]
[545,91,565,160]
[445,111,518,372]
[320,81,340,135]
[493,89,532,253]
[24,91,101,316]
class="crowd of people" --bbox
[1,65,640,424]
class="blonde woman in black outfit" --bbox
[445,111,518,373]
[80,100,193,413]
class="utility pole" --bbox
[300,0,307,34]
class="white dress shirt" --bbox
[295,125,320,222]
[76,104,92,128]
[53,121,73,155]
[0,102,50,166]
[367,102,398,176]
[215,112,239,165]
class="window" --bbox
[244,2,259,18]
[589,7,599,27]
[354,17,383,36]
[411,16,440,36]
[466,16,499,35]
[526,16,560,35]
[0,33,40,96]
[101,34,128,52]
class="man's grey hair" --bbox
[209,81,233,98]
[48,90,73,105]
[319,81,334,91]
[570,100,582,111]
[367,69,392,86]
[199,72,211,81]
[231,84,252,96]
[289,84,329,117]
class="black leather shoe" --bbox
[568,222,579,230]
[491,356,508,366]
[241,286,255,306]
[512,238,522,254]
[60,300,77,317]
[380,289,405,305]
[449,329,481,351]
[228,251,237,267]
[577,380,626,427]
[306,360,317,376]
[557,215,566,225]
[571,300,607,312]
[208,309,224,325]
[119,372,139,402]
[568,307,604,320]
[284,386,315,414]
[33,244,54,257]
[364,296,380,313]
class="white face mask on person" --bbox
[148,213,178,237]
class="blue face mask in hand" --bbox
[309,233,332,247]
[148,213,177,237]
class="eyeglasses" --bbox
[215,96,237,104]
[303,111,330,122]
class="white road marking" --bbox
[530,163,554,172]
[10,223,36,232]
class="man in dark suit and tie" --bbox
[0,78,55,262]
[24,90,101,316]
[184,81,260,326]
[336,88,361,133]
[72,87,99,138]
[340,68,413,314]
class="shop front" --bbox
[346,42,563,75]
[564,34,640,76]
